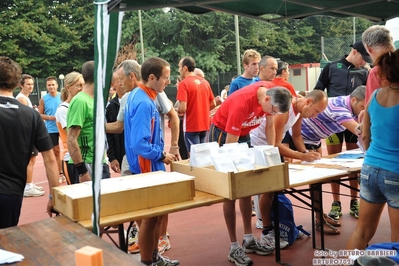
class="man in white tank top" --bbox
[16,74,45,197]
[249,89,328,244]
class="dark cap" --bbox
[350,41,372,64]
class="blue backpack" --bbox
[365,242,399,263]
[271,194,310,245]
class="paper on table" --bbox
[289,164,315,170]
[301,158,337,165]
[289,168,349,186]
[301,158,364,168]
[0,249,24,264]
[338,149,363,154]
[334,153,364,159]
[339,160,364,168]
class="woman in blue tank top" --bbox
[346,49,399,251]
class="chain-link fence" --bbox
[321,34,363,63]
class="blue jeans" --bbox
[184,131,208,153]
[360,164,399,209]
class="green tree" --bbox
[121,9,238,81]
[0,2,376,81]
[0,0,93,77]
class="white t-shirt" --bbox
[155,91,173,137]
[16,93,33,108]
[250,104,300,146]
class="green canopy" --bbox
[91,0,398,234]
[110,0,399,23]
[92,0,124,235]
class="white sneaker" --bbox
[33,183,44,191]
[128,223,139,245]
[296,230,306,239]
[256,219,263,229]
[24,187,45,197]
[260,230,289,249]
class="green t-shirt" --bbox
[67,92,95,163]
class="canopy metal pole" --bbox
[234,15,241,75]
[35,77,40,104]
[353,17,356,42]
[139,10,145,63]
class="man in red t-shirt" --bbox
[272,60,297,96]
[176,57,216,153]
[209,81,292,266]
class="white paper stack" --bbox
[189,142,219,167]
[210,154,238,173]
[189,142,281,172]
[252,145,281,166]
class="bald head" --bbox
[194,68,204,78]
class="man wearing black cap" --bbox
[315,41,370,97]
[313,41,370,225]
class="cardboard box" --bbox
[171,160,288,200]
[53,171,195,221]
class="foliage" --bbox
[0,1,376,81]
[120,9,374,82]
[0,0,93,77]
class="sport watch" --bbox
[160,151,167,161]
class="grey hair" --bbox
[117,59,141,81]
[305,89,327,103]
[276,60,289,76]
[350,85,366,101]
[362,25,393,50]
[259,55,275,67]
[266,86,292,113]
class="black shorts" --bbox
[0,194,23,229]
[326,129,358,145]
[209,124,251,147]
[284,132,321,151]
[281,131,291,144]
[49,133,59,146]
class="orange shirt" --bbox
[272,77,297,96]
[176,76,215,132]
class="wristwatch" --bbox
[160,151,166,161]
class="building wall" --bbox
[288,63,321,93]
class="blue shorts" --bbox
[360,164,399,209]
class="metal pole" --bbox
[321,36,324,60]
[353,17,356,43]
[234,15,241,75]
[35,77,40,104]
[139,10,145,63]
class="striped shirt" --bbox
[297,95,356,145]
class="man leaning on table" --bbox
[209,81,292,266]
[0,56,59,229]
[250,89,328,239]
[284,85,366,234]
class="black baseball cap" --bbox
[350,41,372,64]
